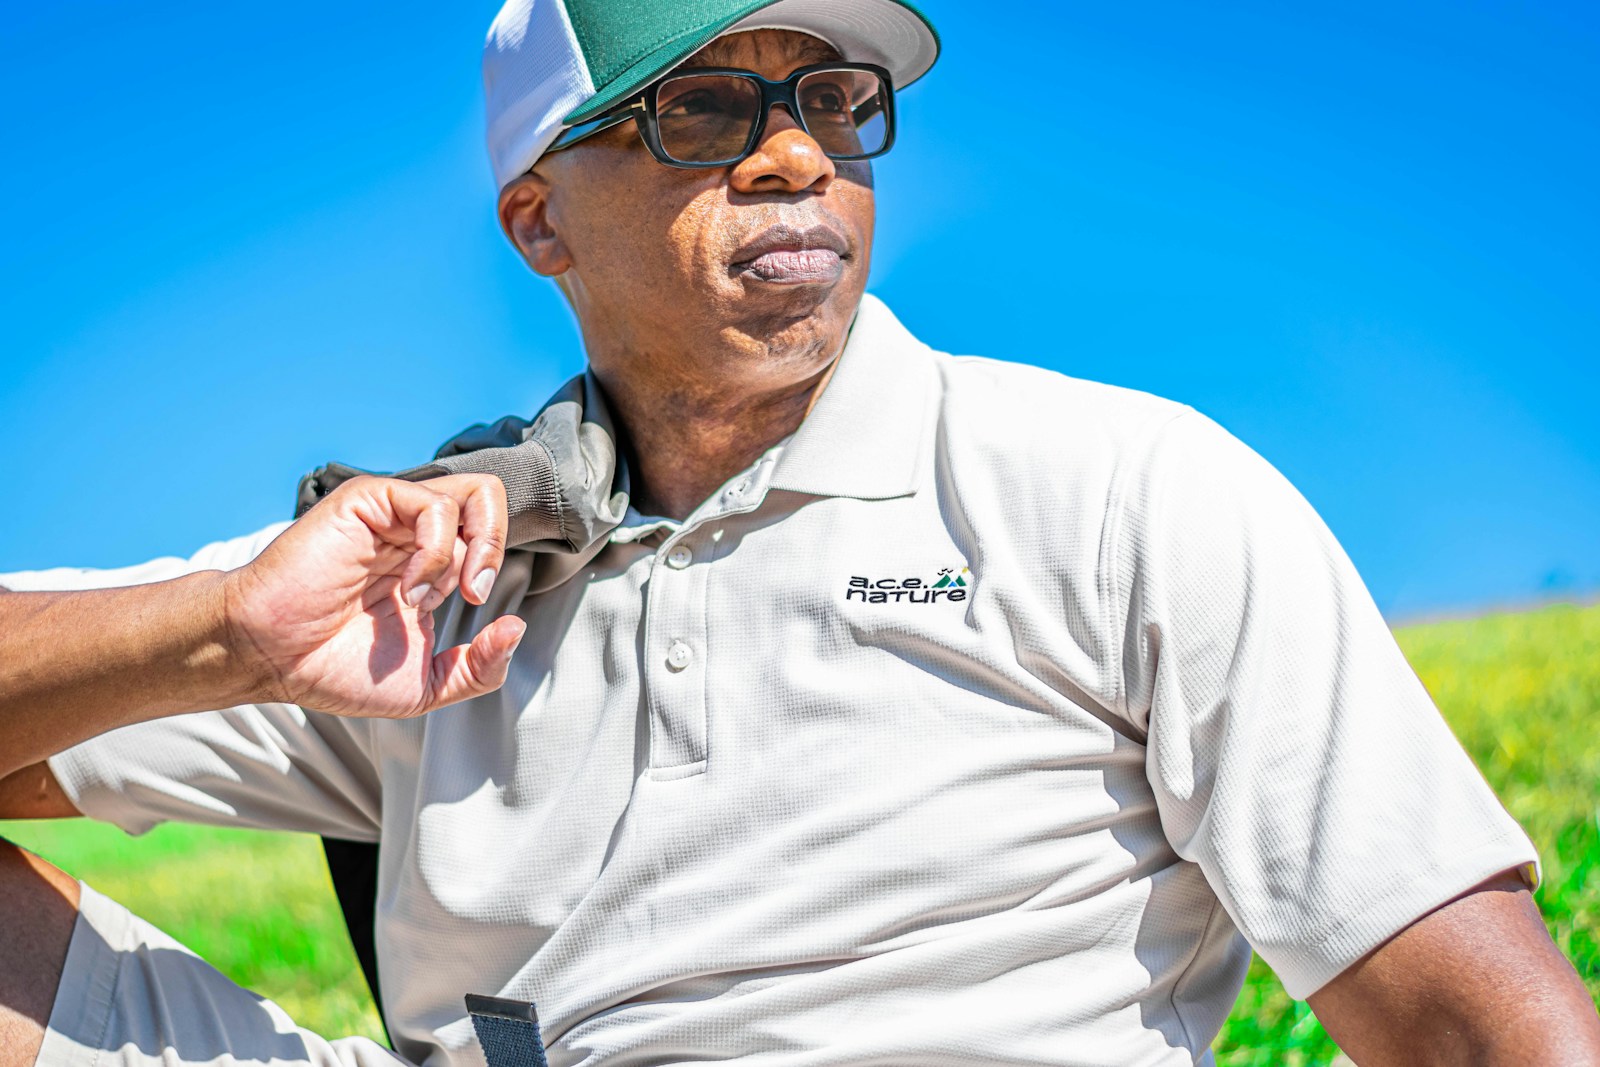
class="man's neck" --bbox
[595,350,841,521]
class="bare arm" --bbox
[1308,870,1600,1064]
[0,475,525,787]
[0,762,77,820]
[0,573,251,784]
[0,580,77,817]
[0,579,84,818]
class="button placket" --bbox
[642,530,712,776]
[637,451,779,779]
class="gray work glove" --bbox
[296,373,629,558]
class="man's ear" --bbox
[497,172,572,277]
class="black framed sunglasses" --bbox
[546,61,896,169]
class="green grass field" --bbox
[4,601,1597,1060]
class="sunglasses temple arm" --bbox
[549,103,642,152]
[852,97,885,123]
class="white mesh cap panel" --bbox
[725,0,938,88]
[483,0,596,189]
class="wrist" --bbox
[208,568,284,707]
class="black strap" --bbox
[465,994,550,1067]
[321,837,388,1045]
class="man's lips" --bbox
[730,223,849,285]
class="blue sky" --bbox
[2,0,1595,618]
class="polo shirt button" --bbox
[666,545,692,569]
[666,641,693,671]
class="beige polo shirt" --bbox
[11,294,1536,1067]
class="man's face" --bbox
[503,29,875,389]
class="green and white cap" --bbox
[483,0,941,188]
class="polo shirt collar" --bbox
[769,293,935,501]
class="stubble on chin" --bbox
[730,280,861,368]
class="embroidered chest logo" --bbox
[844,566,971,604]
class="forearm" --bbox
[0,473,519,784]
[0,574,259,780]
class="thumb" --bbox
[423,615,527,712]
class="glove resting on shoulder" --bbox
[297,373,630,588]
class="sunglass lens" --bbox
[655,75,761,163]
[797,69,889,158]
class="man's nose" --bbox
[729,104,836,194]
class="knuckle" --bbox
[465,472,508,508]
[425,495,459,526]
[330,474,374,496]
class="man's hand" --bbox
[224,474,526,718]
[0,474,526,783]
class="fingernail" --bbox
[502,619,526,656]
[471,568,497,603]
[405,582,432,608]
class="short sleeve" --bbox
[1115,411,1537,999]
[3,523,382,842]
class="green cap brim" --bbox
[562,0,939,126]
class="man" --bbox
[2,1,1597,1064]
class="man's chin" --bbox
[725,274,860,344]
